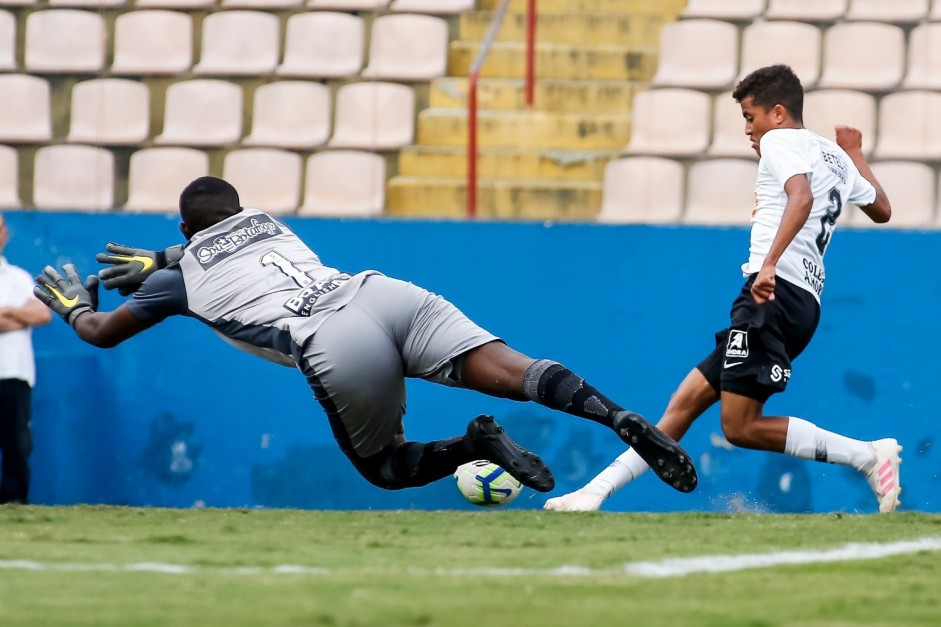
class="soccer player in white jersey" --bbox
[545,64,902,514]
[32,177,698,499]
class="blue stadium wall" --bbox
[5,211,939,513]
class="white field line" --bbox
[1,537,939,579]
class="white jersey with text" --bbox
[743,128,876,302]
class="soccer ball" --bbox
[453,460,522,507]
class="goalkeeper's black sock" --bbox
[522,360,622,429]
[381,437,475,488]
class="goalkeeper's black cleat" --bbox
[466,415,555,493]
[613,411,698,493]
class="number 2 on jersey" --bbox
[815,187,842,255]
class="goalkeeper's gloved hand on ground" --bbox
[96,242,184,296]
[33,263,99,327]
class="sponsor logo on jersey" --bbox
[802,258,825,296]
[725,329,748,358]
[283,273,352,316]
[820,149,848,184]
[192,215,282,269]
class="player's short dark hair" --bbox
[179,176,241,233]
[732,64,804,123]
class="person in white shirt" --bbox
[546,64,901,514]
[0,212,51,503]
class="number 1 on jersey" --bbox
[261,251,313,287]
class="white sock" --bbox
[581,448,651,497]
[784,416,875,472]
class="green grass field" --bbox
[1,506,940,626]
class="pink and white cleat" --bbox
[864,438,902,513]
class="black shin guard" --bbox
[378,436,475,489]
[522,359,622,428]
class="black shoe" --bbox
[613,411,698,493]
[466,415,555,493]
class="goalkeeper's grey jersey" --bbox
[127,208,376,366]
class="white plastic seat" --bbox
[67,78,150,145]
[624,88,711,157]
[932,0,941,20]
[245,82,331,149]
[902,24,941,90]
[803,89,876,155]
[873,91,941,161]
[48,0,125,6]
[764,0,848,21]
[125,147,209,212]
[328,82,415,150]
[361,14,449,81]
[681,0,765,19]
[739,21,821,87]
[0,74,51,143]
[155,80,243,147]
[684,159,757,226]
[0,10,15,71]
[276,12,365,79]
[111,10,192,75]
[708,91,757,159]
[135,0,211,7]
[845,0,927,23]
[193,11,279,76]
[222,0,300,7]
[817,22,905,92]
[843,161,934,228]
[307,0,388,8]
[651,19,738,90]
[25,9,105,73]
[390,0,473,12]
[222,148,302,215]
[0,0,36,5]
[598,157,685,224]
[0,146,21,208]
[300,150,385,217]
[33,145,113,211]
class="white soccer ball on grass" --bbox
[453,460,522,507]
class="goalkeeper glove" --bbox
[33,264,99,327]
[96,242,184,296]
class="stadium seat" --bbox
[193,11,279,76]
[845,0,928,23]
[136,0,211,7]
[111,10,192,76]
[307,0,389,8]
[817,22,905,92]
[155,79,243,147]
[739,21,821,87]
[902,24,941,90]
[844,161,934,228]
[764,0,847,21]
[0,10,15,71]
[223,148,302,215]
[328,82,415,150]
[803,89,876,155]
[48,0,125,5]
[873,91,941,160]
[24,9,105,73]
[684,159,757,226]
[597,157,685,224]
[244,81,331,149]
[125,147,209,212]
[650,19,739,90]
[0,145,21,208]
[299,150,385,217]
[390,0,473,13]
[681,0,765,20]
[222,0,300,7]
[276,12,365,79]
[33,145,113,211]
[623,88,711,157]
[67,78,150,145]
[0,0,35,5]
[361,14,449,81]
[707,91,757,159]
[932,0,941,20]
[0,74,51,143]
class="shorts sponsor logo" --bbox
[770,364,791,383]
[725,330,748,358]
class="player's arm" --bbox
[835,125,891,224]
[752,173,813,304]
[97,242,185,296]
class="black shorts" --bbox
[697,274,821,403]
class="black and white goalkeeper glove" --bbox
[96,242,184,296]
[33,264,99,327]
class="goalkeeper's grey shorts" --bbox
[299,274,499,459]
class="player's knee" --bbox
[721,416,755,449]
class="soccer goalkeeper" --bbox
[34,176,698,497]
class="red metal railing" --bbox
[466,0,537,218]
